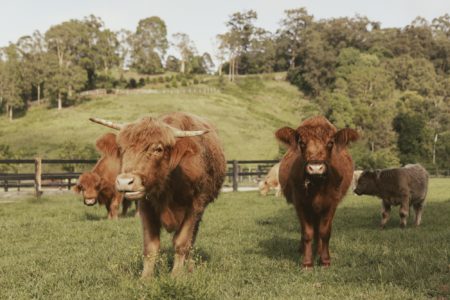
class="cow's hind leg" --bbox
[171,209,202,276]
[380,201,391,229]
[140,201,161,279]
[413,202,424,226]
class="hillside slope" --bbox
[0,76,319,160]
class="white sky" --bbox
[1,0,449,57]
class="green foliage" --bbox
[351,142,400,169]
[57,141,97,172]
[130,16,168,74]
[393,112,431,164]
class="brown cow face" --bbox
[74,172,102,206]
[276,121,358,177]
[115,119,176,201]
[354,171,378,195]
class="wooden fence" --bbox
[0,159,279,195]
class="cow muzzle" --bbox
[116,173,145,200]
[84,198,97,206]
[305,161,327,176]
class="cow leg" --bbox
[399,196,410,228]
[108,194,121,220]
[380,201,391,229]
[121,198,131,216]
[140,201,161,279]
[171,209,201,276]
[318,207,336,267]
[134,201,140,217]
[186,213,203,273]
[275,185,281,197]
[295,205,314,268]
[413,202,424,226]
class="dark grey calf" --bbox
[354,164,429,228]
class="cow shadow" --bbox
[84,212,103,221]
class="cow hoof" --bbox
[302,263,314,269]
[320,261,331,267]
[400,223,406,229]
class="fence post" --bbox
[34,157,43,198]
[4,179,8,192]
[68,178,71,190]
[232,160,239,192]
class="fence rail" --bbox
[0,159,279,194]
[1,159,449,195]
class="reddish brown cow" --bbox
[74,133,133,219]
[275,116,358,267]
[90,112,226,277]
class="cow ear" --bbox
[334,128,359,147]
[275,127,298,147]
[72,182,81,193]
[96,133,119,155]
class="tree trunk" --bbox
[37,84,41,104]
[68,86,72,98]
[218,63,222,76]
[58,92,62,110]
[181,60,185,74]
[228,58,232,82]
[9,106,13,121]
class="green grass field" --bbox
[1,178,449,299]
[0,75,319,161]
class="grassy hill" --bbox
[0,74,320,161]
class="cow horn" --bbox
[89,117,124,130]
[167,125,209,137]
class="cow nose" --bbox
[306,163,326,175]
[116,174,137,192]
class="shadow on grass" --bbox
[120,247,212,278]
[84,212,104,221]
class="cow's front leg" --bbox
[413,202,424,226]
[380,201,391,229]
[318,207,336,267]
[399,196,410,228]
[109,194,121,220]
[171,210,200,277]
[295,205,314,268]
[140,201,161,279]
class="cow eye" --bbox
[298,140,306,148]
[327,141,334,148]
[154,145,164,154]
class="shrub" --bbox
[138,78,146,88]
[181,79,188,87]
[171,81,178,88]
[127,78,137,89]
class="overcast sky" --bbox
[1,0,449,56]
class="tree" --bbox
[0,45,25,120]
[131,16,168,74]
[165,55,180,72]
[393,112,431,164]
[172,33,196,73]
[278,7,313,69]
[16,31,49,104]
